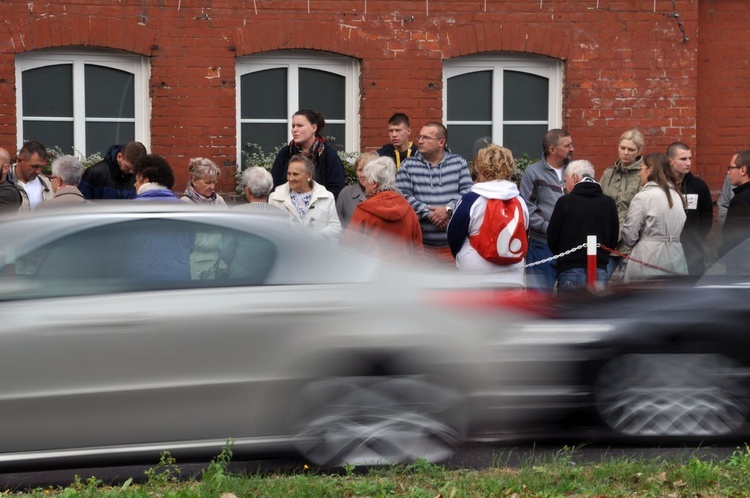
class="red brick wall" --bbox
[0,0,737,195]
[697,0,750,196]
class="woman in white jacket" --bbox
[269,153,341,241]
[621,152,687,282]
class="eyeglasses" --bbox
[416,135,439,142]
[728,165,742,171]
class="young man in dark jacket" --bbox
[376,113,418,169]
[548,159,619,292]
[667,142,712,275]
[79,141,147,200]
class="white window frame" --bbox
[15,49,151,154]
[442,53,563,147]
[236,50,360,154]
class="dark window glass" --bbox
[86,122,135,157]
[447,71,492,122]
[446,125,492,164]
[241,68,287,119]
[23,121,74,154]
[503,71,548,121]
[22,64,73,117]
[299,68,345,120]
[85,65,135,119]
[323,123,346,152]
[503,124,548,161]
[12,219,276,296]
[241,123,288,157]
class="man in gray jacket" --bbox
[519,129,574,291]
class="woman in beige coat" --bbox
[621,153,687,282]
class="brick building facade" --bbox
[0,0,746,196]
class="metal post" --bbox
[587,235,597,290]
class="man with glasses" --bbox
[0,147,22,213]
[7,140,52,211]
[396,122,472,263]
[520,129,574,291]
[720,150,750,272]
[667,142,713,275]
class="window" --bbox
[16,49,150,157]
[443,54,563,162]
[237,51,360,159]
[8,219,277,298]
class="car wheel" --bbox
[292,376,466,467]
[594,353,749,437]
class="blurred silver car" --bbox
[0,204,573,469]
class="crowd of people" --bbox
[2,109,749,291]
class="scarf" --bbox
[366,187,395,199]
[184,182,218,205]
[290,136,326,163]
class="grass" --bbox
[8,443,750,497]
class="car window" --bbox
[4,219,276,297]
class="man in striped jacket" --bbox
[396,122,473,263]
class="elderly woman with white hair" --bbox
[234,166,286,218]
[37,155,86,209]
[180,157,226,279]
[341,156,422,260]
[269,153,341,240]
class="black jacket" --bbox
[79,145,136,200]
[0,180,21,213]
[678,172,713,275]
[547,179,619,273]
[376,142,418,168]
[271,142,346,199]
[721,181,750,260]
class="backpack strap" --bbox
[447,191,480,258]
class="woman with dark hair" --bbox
[621,152,687,282]
[133,154,181,202]
[270,109,346,199]
[269,153,341,241]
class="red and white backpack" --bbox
[469,197,528,264]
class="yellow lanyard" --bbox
[394,142,414,169]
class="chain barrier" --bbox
[487,241,681,276]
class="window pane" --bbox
[241,123,288,158]
[23,64,73,117]
[23,121,73,154]
[504,71,548,121]
[503,124,548,161]
[85,65,135,119]
[299,68,345,120]
[241,68,287,119]
[446,125,492,164]
[323,124,345,152]
[86,122,135,157]
[447,71,492,122]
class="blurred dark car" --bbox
[535,246,750,441]
[0,204,574,470]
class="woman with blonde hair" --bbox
[336,151,378,228]
[181,157,227,206]
[621,152,687,282]
[600,129,645,277]
[181,157,227,279]
[447,144,529,287]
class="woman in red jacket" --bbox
[341,156,423,261]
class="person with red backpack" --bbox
[447,144,529,287]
